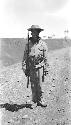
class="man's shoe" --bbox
[37,102,47,107]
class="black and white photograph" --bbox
[0,0,71,125]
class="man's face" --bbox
[31,30,39,39]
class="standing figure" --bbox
[22,25,48,107]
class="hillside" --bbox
[1,38,27,66]
[0,38,71,67]
[44,38,71,50]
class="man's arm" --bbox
[22,44,28,72]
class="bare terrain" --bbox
[0,45,71,125]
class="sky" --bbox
[0,0,71,38]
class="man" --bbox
[22,25,48,107]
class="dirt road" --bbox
[0,47,71,125]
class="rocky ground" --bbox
[0,47,71,125]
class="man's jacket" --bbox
[22,38,48,76]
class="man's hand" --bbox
[35,61,44,69]
[25,69,30,77]
[22,61,26,71]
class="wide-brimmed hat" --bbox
[28,25,44,32]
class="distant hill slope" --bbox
[44,38,64,50]
[0,38,71,67]
[1,38,27,66]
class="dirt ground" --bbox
[0,47,71,125]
